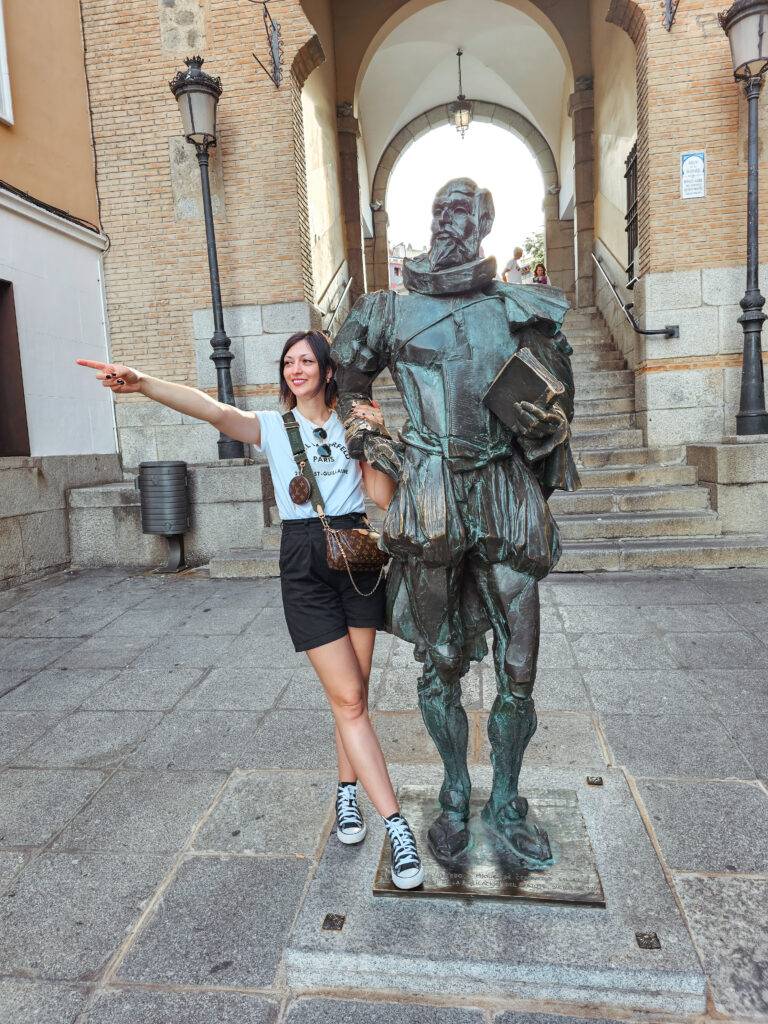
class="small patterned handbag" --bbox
[283,412,388,596]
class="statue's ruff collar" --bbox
[402,254,497,295]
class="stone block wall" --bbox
[69,461,273,569]
[1,454,121,588]
[687,440,768,535]
[79,0,321,390]
[596,259,768,448]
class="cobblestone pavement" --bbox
[0,567,767,1024]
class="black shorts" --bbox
[279,513,386,652]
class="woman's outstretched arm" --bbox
[76,359,261,446]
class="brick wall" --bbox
[80,0,318,389]
[610,0,767,278]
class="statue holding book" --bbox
[334,178,579,868]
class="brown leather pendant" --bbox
[289,472,311,505]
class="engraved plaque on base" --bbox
[373,785,605,906]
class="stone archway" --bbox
[367,102,575,296]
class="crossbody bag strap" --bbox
[282,411,325,514]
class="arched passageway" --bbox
[367,102,574,294]
[331,0,597,306]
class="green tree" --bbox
[523,229,545,269]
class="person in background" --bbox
[502,246,530,284]
[532,262,550,285]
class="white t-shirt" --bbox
[255,409,366,520]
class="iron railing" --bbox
[591,253,679,339]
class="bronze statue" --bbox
[334,178,579,867]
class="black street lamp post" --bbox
[720,1,768,435]
[170,57,245,459]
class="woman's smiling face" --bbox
[283,339,323,399]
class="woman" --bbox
[532,263,550,285]
[77,331,424,889]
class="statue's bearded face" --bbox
[428,181,493,272]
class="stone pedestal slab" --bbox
[285,766,706,1015]
[687,438,768,534]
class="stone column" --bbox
[337,102,365,303]
[543,190,575,301]
[372,207,389,291]
[569,80,595,308]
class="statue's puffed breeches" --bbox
[381,449,561,577]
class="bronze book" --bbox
[482,347,565,430]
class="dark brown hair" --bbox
[278,330,338,410]
[534,263,547,277]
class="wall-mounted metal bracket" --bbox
[664,0,680,31]
[248,0,282,87]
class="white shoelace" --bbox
[336,784,363,832]
[386,816,420,872]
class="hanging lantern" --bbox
[449,48,472,138]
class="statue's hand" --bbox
[510,400,569,462]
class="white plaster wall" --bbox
[0,196,116,456]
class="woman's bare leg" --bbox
[306,632,398,818]
[332,626,377,782]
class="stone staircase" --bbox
[209,306,768,577]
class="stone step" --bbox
[574,445,683,469]
[566,338,615,351]
[574,369,634,388]
[208,547,280,578]
[575,395,636,415]
[208,530,768,578]
[556,509,722,542]
[572,411,638,432]
[549,484,711,515]
[570,353,626,370]
[571,428,643,449]
[556,535,768,572]
[579,464,698,488]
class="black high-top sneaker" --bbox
[384,813,425,889]
[335,782,367,845]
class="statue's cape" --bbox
[401,252,570,335]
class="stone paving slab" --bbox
[85,988,280,1023]
[0,769,105,847]
[50,770,225,853]
[176,667,293,710]
[193,770,335,856]
[674,876,768,1018]
[0,979,90,1024]
[116,855,309,988]
[0,852,170,980]
[635,778,768,873]
[79,667,204,711]
[0,712,66,767]
[286,766,707,1014]
[0,567,767,1023]
[0,669,120,711]
[600,713,755,779]
[123,711,265,771]
[13,711,165,769]
[283,998,485,1023]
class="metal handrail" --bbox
[591,253,679,339]
[324,276,354,335]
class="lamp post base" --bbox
[736,410,768,435]
[218,436,247,459]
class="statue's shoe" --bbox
[427,811,471,865]
[480,802,554,868]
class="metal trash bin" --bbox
[137,461,190,572]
